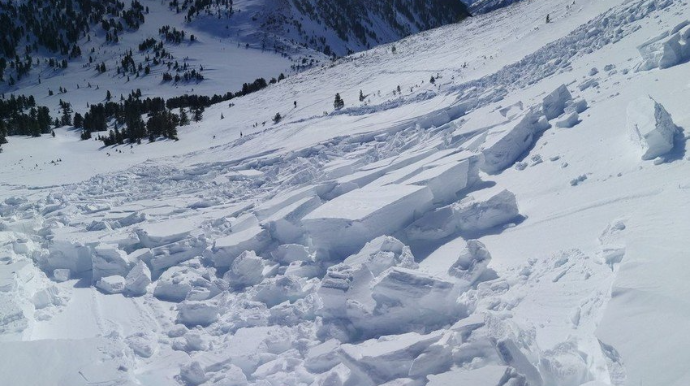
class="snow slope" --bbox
[3,0,690,385]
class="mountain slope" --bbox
[2,0,690,385]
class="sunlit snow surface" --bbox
[2,0,690,385]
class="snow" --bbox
[627,96,679,160]
[3,0,690,384]
[303,184,434,258]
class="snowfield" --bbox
[3,0,690,385]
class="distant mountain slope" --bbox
[468,0,523,15]
[187,0,471,56]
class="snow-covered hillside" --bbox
[2,0,690,385]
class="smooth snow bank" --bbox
[627,96,679,160]
[0,338,136,386]
[303,184,434,258]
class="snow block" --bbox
[339,331,444,384]
[96,275,126,294]
[270,244,312,264]
[154,265,224,302]
[223,250,271,288]
[303,184,434,258]
[92,244,130,283]
[555,111,579,128]
[637,23,690,70]
[319,236,416,321]
[427,366,518,386]
[448,240,492,286]
[627,96,679,160]
[480,109,550,174]
[41,240,92,279]
[147,236,207,279]
[371,267,455,314]
[177,301,219,326]
[125,260,151,296]
[542,85,573,120]
[212,226,272,267]
[401,155,480,204]
[260,196,322,244]
[406,189,519,240]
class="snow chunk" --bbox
[154,265,224,302]
[180,361,207,385]
[260,196,322,244]
[212,226,271,267]
[339,331,444,384]
[401,154,480,204]
[92,244,130,283]
[555,111,580,128]
[124,260,151,296]
[480,109,550,174]
[542,85,573,120]
[427,366,517,386]
[223,250,274,288]
[305,339,341,373]
[343,236,418,276]
[637,23,690,70]
[303,184,433,258]
[371,267,455,314]
[627,96,679,160]
[407,189,519,240]
[271,244,312,264]
[53,268,70,282]
[96,275,126,294]
[177,301,219,327]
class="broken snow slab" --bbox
[224,169,265,181]
[339,331,444,384]
[479,109,550,174]
[303,184,433,258]
[627,96,679,160]
[419,238,492,287]
[406,188,519,240]
[254,185,322,220]
[426,366,518,386]
[260,195,322,244]
[211,226,271,267]
[400,154,480,204]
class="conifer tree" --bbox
[334,93,344,110]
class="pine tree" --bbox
[334,93,344,110]
[179,107,189,126]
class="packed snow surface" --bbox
[2,0,690,385]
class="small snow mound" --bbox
[96,275,126,294]
[627,96,679,160]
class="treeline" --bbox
[168,0,233,21]
[0,94,52,150]
[0,0,147,83]
[77,73,284,146]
